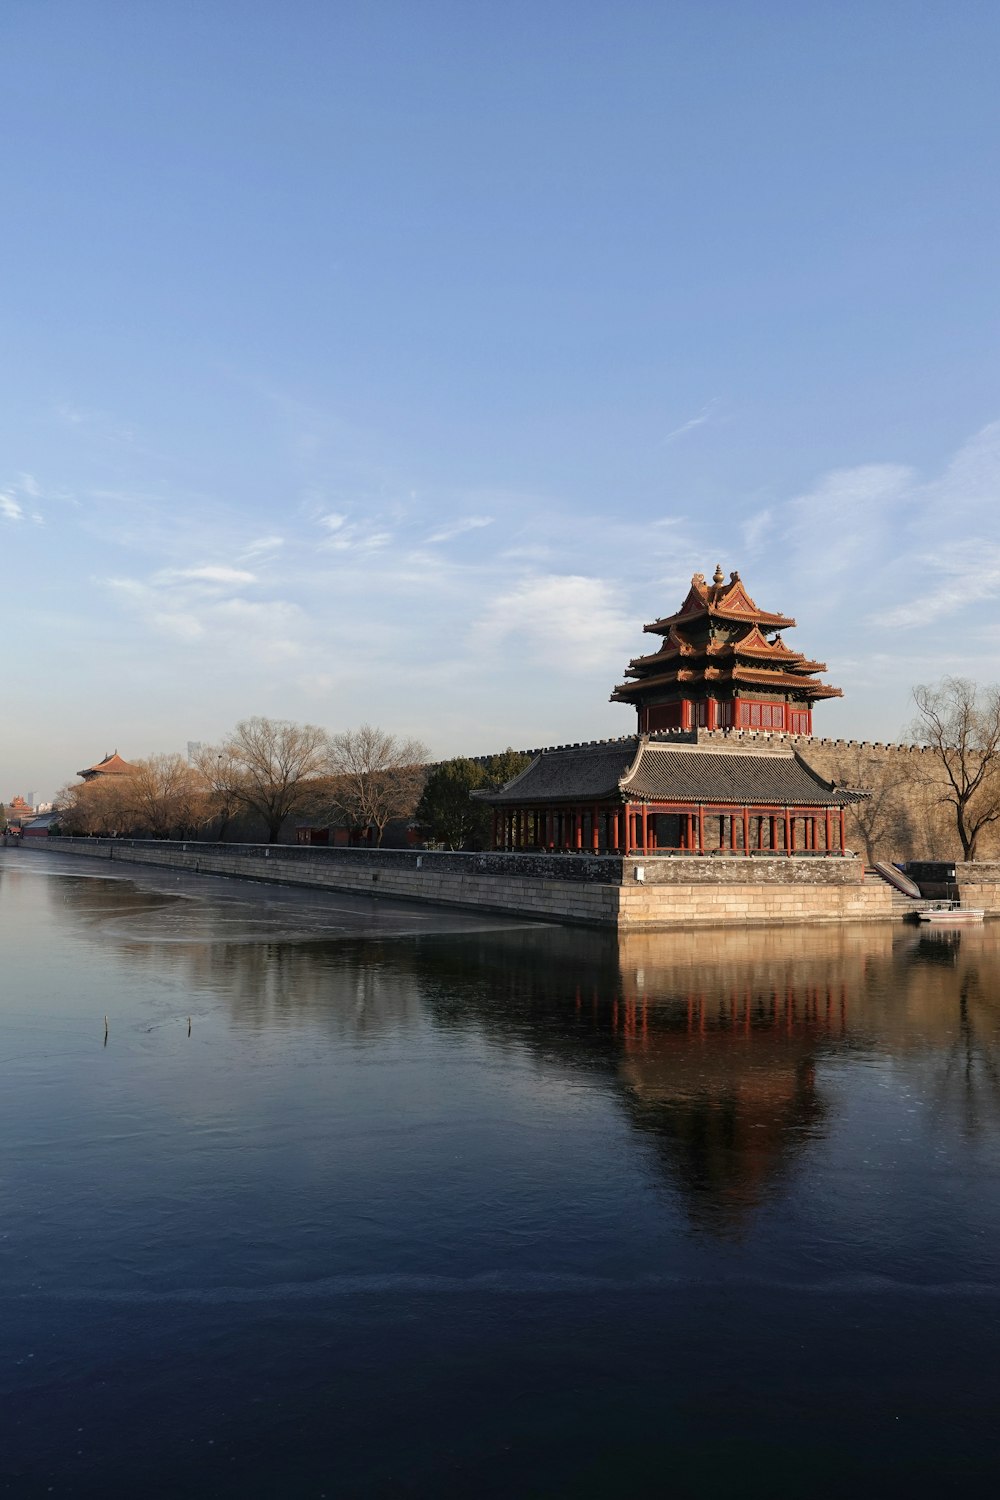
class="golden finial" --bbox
[713,563,724,585]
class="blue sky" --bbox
[3,2,999,799]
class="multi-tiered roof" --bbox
[611,565,841,735]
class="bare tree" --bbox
[910,678,1000,860]
[56,773,133,836]
[327,725,428,845]
[193,744,246,841]
[128,754,209,838]
[209,717,331,843]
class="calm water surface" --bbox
[3,850,1000,1497]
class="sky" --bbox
[3,1,1000,800]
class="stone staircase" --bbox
[864,866,939,918]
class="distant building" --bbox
[77,751,136,781]
[22,810,62,837]
[4,794,33,825]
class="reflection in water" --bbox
[42,864,1000,1232]
[6,855,1000,1495]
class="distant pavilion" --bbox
[477,566,859,857]
[77,751,136,781]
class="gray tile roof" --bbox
[625,747,850,806]
[479,738,856,807]
[478,739,640,804]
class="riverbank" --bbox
[17,836,922,928]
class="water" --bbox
[3,850,1000,1497]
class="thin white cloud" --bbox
[658,399,718,447]
[319,516,395,552]
[1,493,24,521]
[103,567,306,664]
[155,565,257,586]
[742,507,774,552]
[473,573,632,671]
[240,534,284,560]
[425,515,494,545]
[870,543,1000,629]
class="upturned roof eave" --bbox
[643,605,796,634]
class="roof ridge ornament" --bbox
[713,563,724,585]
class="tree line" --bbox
[49,676,1000,860]
[55,717,530,849]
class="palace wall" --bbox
[791,734,1000,863]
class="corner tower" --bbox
[611,565,842,735]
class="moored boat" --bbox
[917,904,985,924]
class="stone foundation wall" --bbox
[952,864,1000,914]
[32,838,897,928]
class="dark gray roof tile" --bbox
[479,739,856,807]
[625,747,849,806]
[477,740,639,804]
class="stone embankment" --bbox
[26,837,921,929]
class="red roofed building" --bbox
[77,751,136,781]
[611,564,842,736]
[475,565,859,856]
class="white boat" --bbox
[917,904,985,924]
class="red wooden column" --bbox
[742,807,750,855]
[825,808,832,855]
[697,804,705,854]
[784,807,792,854]
[591,806,600,852]
[575,810,583,851]
[707,698,718,730]
[730,814,738,852]
[681,699,692,731]
[839,807,846,854]
[640,804,648,854]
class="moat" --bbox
[3,851,1000,1497]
